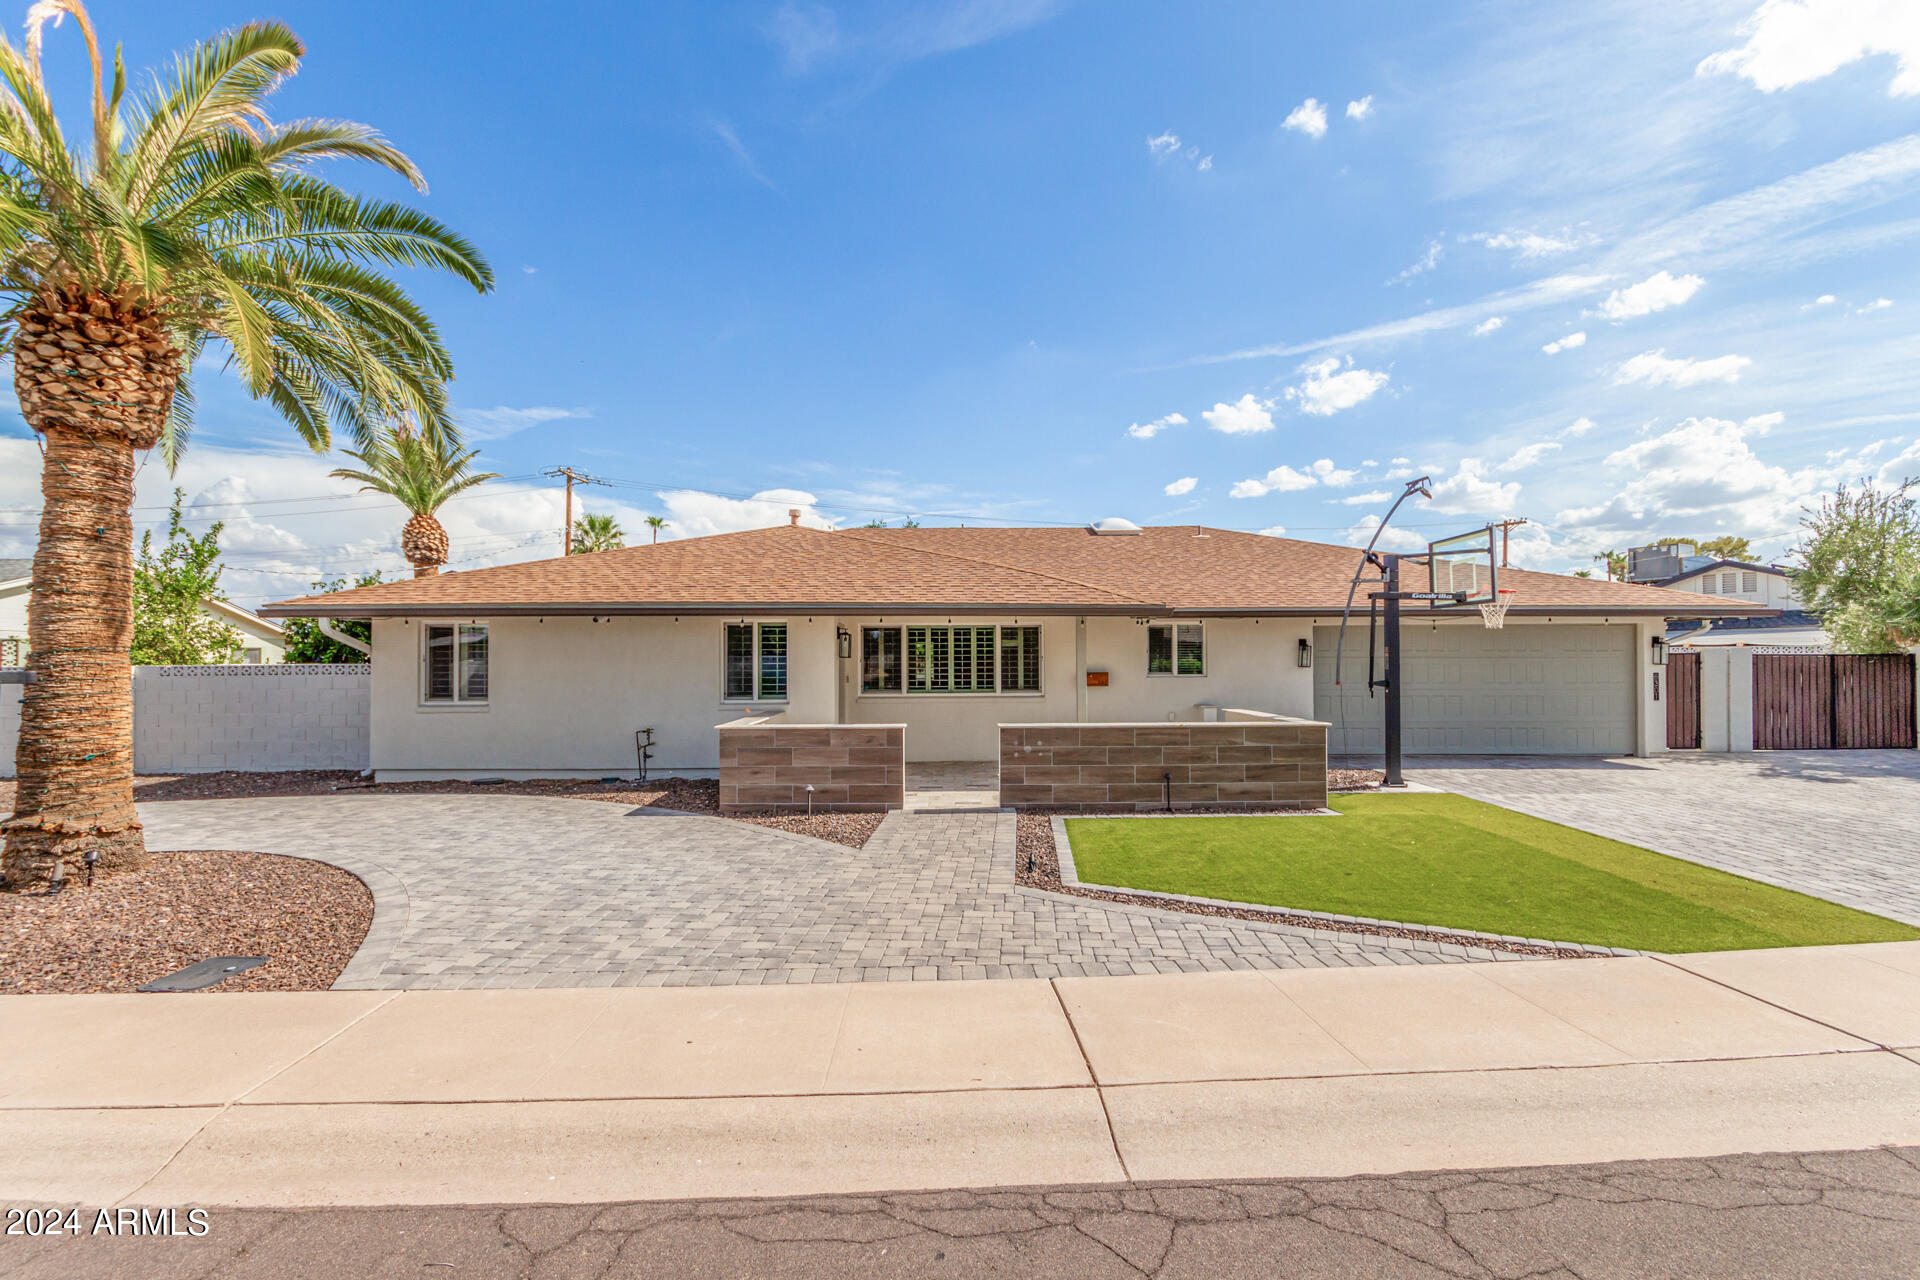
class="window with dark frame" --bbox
[1147,622,1204,676]
[864,624,1036,693]
[725,622,788,701]
[423,623,489,703]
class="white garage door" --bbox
[1312,623,1635,755]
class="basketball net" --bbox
[1479,587,1515,629]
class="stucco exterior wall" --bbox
[1,665,369,776]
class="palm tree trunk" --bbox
[1,432,146,887]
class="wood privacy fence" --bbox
[1752,653,1917,750]
[1665,651,1701,750]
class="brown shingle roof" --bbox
[257,525,1769,619]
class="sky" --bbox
[2,0,1918,608]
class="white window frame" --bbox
[1146,621,1206,677]
[854,623,1043,697]
[421,622,490,707]
[722,621,789,703]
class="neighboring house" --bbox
[260,517,1763,779]
[0,558,286,666]
[1644,552,1831,651]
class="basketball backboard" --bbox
[1427,526,1498,606]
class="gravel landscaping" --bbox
[0,848,372,994]
[0,773,884,849]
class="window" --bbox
[859,625,1038,693]
[724,622,788,701]
[242,647,263,665]
[1697,576,1716,595]
[1741,571,1758,593]
[423,624,488,703]
[1147,622,1204,676]
[1721,571,1738,593]
[861,626,902,692]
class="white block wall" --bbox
[0,664,371,776]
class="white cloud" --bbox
[1698,0,1920,97]
[1284,357,1390,416]
[1148,133,1212,171]
[1346,95,1374,120]
[1192,272,1608,365]
[1858,296,1894,312]
[1338,489,1393,505]
[1282,98,1328,139]
[1472,315,1507,336]
[1744,411,1786,431]
[1163,476,1198,496]
[1470,230,1587,259]
[1202,394,1276,435]
[1257,525,1288,537]
[1229,465,1317,498]
[713,121,777,190]
[1556,416,1835,537]
[1309,458,1362,487]
[1498,440,1564,472]
[1808,293,1838,307]
[1428,458,1522,514]
[656,487,838,539]
[1596,270,1705,320]
[1127,411,1187,440]
[1561,416,1598,437]
[1541,331,1587,354]
[1615,349,1752,387]
[1388,239,1443,285]
[765,0,1067,73]
[458,405,592,442]
[1345,513,1428,552]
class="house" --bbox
[0,558,287,666]
[1636,549,1831,651]
[259,518,1765,780]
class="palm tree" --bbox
[0,3,491,886]
[644,515,667,544]
[570,511,624,555]
[330,425,499,576]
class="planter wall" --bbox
[999,713,1328,811]
[715,714,906,812]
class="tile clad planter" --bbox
[999,714,1328,810]
[716,717,906,812]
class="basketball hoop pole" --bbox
[1382,554,1406,787]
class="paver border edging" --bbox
[1049,814,1637,959]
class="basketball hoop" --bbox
[1479,588,1515,630]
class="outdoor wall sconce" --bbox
[1650,636,1669,666]
[837,629,853,659]
[1296,638,1313,668]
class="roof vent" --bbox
[788,508,801,527]
[1088,517,1143,536]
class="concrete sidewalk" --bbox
[4,943,1919,1208]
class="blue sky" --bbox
[2,0,1917,606]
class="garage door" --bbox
[1312,623,1635,755]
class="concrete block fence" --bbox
[999,713,1330,811]
[716,714,906,812]
[0,664,371,776]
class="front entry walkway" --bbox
[903,759,1000,810]
[138,795,1507,990]
[1401,751,1920,926]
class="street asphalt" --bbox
[2,1146,1915,1279]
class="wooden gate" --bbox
[1753,653,1917,750]
[1665,651,1701,749]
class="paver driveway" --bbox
[140,795,1510,989]
[1404,751,1920,926]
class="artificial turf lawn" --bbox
[1063,793,1920,953]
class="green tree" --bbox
[279,572,381,662]
[330,424,498,575]
[1659,534,1755,561]
[643,514,667,543]
[1593,550,1626,581]
[129,490,240,666]
[0,2,491,884]
[570,511,624,554]
[1792,479,1920,652]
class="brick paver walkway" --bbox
[1401,751,1920,925]
[139,795,1507,989]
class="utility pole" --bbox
[1490,517,1529,568]
[544,467,608,555]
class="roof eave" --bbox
[257,600,1782,621]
